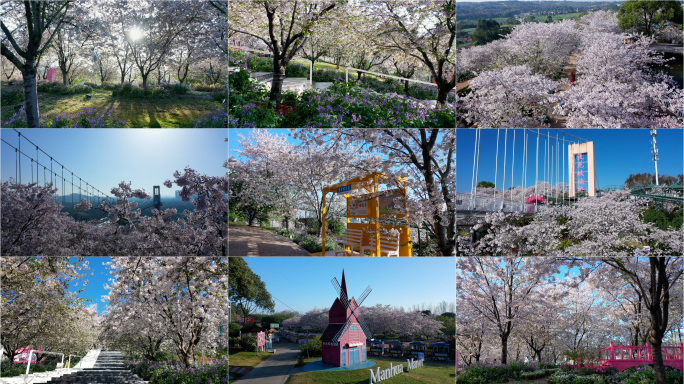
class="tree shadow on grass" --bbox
[147,108,162,128]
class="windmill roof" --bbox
[321,324,345,342]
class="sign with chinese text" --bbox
[337,184,352,194]
[349,197,369,216]
[575,153,587,194]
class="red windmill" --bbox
[321,270,373,367]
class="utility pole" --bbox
[650,129,659,186]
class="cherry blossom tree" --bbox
[456,257,567,364]
[600,257,683,384]
[104,257,229,367]
[365,0,455,104]
[460,65,559,128]
[1,257,92,362]
[296,129,456,255]
[228,0,344,107]
[1,1,73,127]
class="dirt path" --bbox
[550,51,581,128]
[228,225,311,256]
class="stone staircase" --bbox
[42,352,147,384]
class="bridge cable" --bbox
[535,129,539,211]
[502,129,508,211]
[494,129,499,204]
[475,128,481,203]
[522,129,527,209]
[18,132,21,184]
[470,128,478,208]
[510,130,515,204]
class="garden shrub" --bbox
[299,339,322,357]
[36,81,92,95]
[240,334,257,352]
[327,220,344,237]
[154,351,175,362]
[285,62,309,78]
[161,83,189,94]
[229,322,241,337]
[101,82,120,90]
[2,106,125,128]
[114,83,171,99]
[230,103,282,128]
[281,90,299,107]
[211,91,226,102]
[1,84,25,106]
[312,69,348,83]
[192,111,227,127]
[194,84,225,92]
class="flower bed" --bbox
[126,359,228,384]
[192,111,228,127]
[2,106,125,128]
[547,364,683,384]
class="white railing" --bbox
[25,350,64,384]
[67,354,84,368]
[229,45,313,87]
[229,45,456,107]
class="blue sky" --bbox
[68,257,112,315]
[1,129,228,197]
[457,129,683,192]
[242,257,456,314]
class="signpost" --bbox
[337,184,352,194]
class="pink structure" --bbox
[456,350,460,372]
[257,331,266,353]
[321,270,371,367]
[13,348,42,363]
[597,342,683,372]
[46,68,57,82]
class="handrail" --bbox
[68,354,84,368]
[25,350,64,384]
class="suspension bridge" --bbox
[457,128,682,223]
[1,129,162,221]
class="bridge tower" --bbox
[153,185,162,210]
[651,129,659,186]
[568,142,596,197]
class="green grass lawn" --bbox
[285,357,455,384]
[228,349,273,368]
[2,89,222,127]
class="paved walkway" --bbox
[228,225,310,256]
[550,51,580,128]
[233,340,301,384]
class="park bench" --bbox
[361,232,400,257]
[335,228,364,255]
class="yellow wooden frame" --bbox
[321,173,411,256]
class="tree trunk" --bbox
[182,345,194,367]
[284,216,290,230]
[651,340,667,384]
[437,85,450,105]
[404,79,409,94]
[61,67,68,85]
[268,62,286,108]
[141,72,148,89]
[120,70,126,84]
[501,334,508,365]
[22,64,40,127]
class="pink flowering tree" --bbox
[295,128,456,255]
[600,257,683,384]
[103,257,229,367]
[460,65,559,128]
[456,257,565,364]
[1,257,93,362]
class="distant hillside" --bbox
[456,1,620,21]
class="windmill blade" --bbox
[331,278,341,295]
[356,286,372,306]
[333,318,352,342]
[339,289,349,309]
[357,317,373,339]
